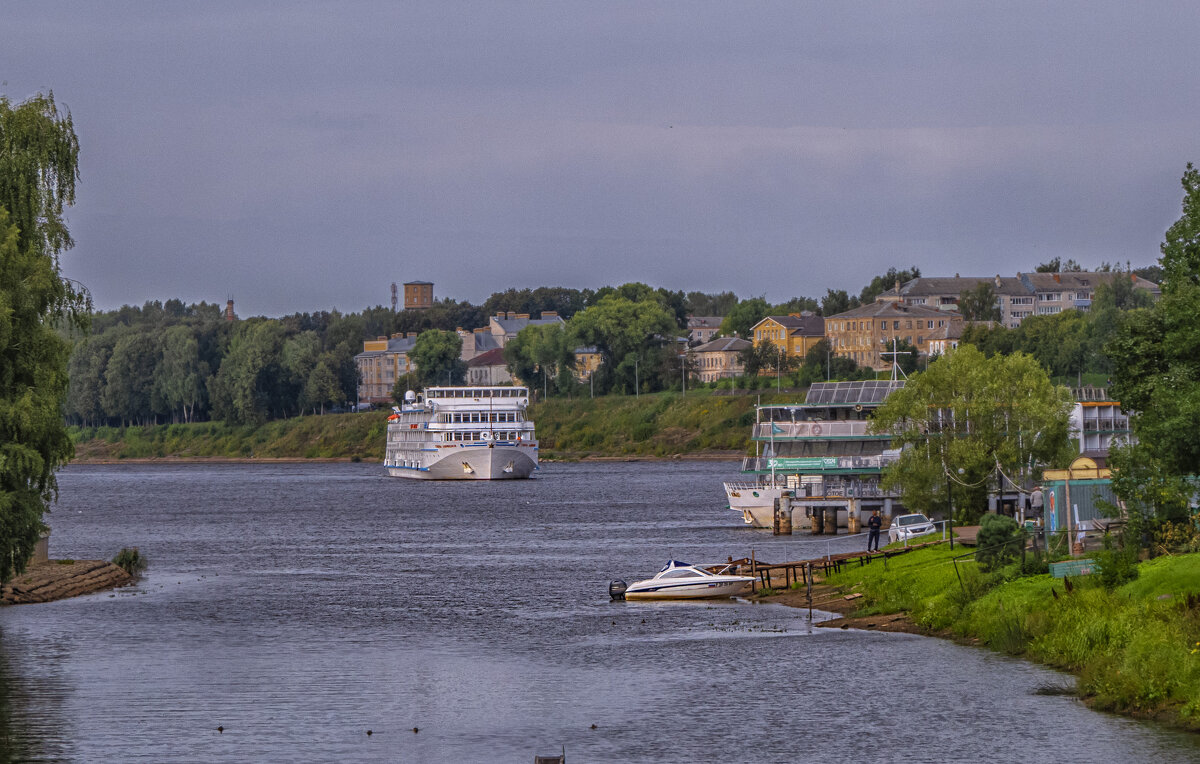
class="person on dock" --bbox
[867,510,882,552]
[1030,485,1044,523]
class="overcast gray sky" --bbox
[6,2,1199,316]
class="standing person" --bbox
[867,510,882,552]
[1030,485,1044,524]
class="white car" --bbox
[888,513,937,543]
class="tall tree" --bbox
[858,266,920,304]
[1107,164,1200,514]
[872,346,1073,522]
[958,282,1002,322]
[410,329,466,387]
[717,297,770,339]
[820,288,857,317]
[1035,257,1084,273]
[0,93,87,584]
[567,294,677,394]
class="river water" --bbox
[0,461,1195,762]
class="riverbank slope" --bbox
[781,544,1200,731]
[69,390,796,462]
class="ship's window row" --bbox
[428,388,528,398]
[444,431,528,441]
[443,412,522,423]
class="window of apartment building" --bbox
[893,320,900,330]
[1010,297,1032,305]
[1038,292,1060,301]
[905,320,912,329]
[1037,306,1062,315]
[1076,291,1090,300]
[909,298,926,305]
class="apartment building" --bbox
[355,333,419,405]
[825,301,962,370]
[882,272,1160,329]
[690,337,751,382]
[749,312,826,359]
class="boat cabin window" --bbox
[659,569,707,579]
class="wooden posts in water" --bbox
[811,507,824,535]
[823,506,837,535]
[773,495,792,535]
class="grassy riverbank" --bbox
[68,390,790,461]
[821,544,1200,730]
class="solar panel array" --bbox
[805,380,905,405]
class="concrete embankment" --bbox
[2,560,132,604]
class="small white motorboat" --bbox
[614,560,756,601]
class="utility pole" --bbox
[634,358,639,398]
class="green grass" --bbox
[824,546,1200,729]
[70,413,388,461]
[69,390,785,461]
[532,390,794,457]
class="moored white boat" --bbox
[621,561,755,600]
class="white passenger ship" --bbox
[384,386,539,480]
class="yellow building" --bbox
[403,280,434,310]
[355,333,419,404]
[690,337,750,382]
[749,313,826,360]
[573,346,602,381]
[824,301,962,370]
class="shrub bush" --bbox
[112,547,147,576]
[975,514,1022,572]
[1096,533,1140,590]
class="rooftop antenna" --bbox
[391,282,398,312]
[879,337,911,382]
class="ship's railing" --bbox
[752,420,876,439]
[740,454,899,472]
[791,480,898,499]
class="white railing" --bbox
[740,454,900,472]
[753,421,874,439]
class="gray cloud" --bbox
[5,1,1198,315]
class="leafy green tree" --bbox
[102,329,160,425]
[1035,257,1084,273]
[1107,164,1200,515]
[0,93,87,585]
[410,329,466,387]
[684,290,739,316]
[67,334,115,426]
[280,331,321,414]
[304,361,342,414]
[958,282,1002,322]
[820,288,857,317]
[858,266,920,304]
[567,294,677,394]
[771,297,820,315]
[872,346,1073,523]
[739,341,798,378]
[209,320,287,425]
[717,297,770,338]
[504,322,574,394]
[154,325,210,423]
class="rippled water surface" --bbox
[0,461,1196,762]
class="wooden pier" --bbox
[728,539,948,591]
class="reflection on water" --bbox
[0,462,1195,762]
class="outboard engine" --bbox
[608,580,628,601]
